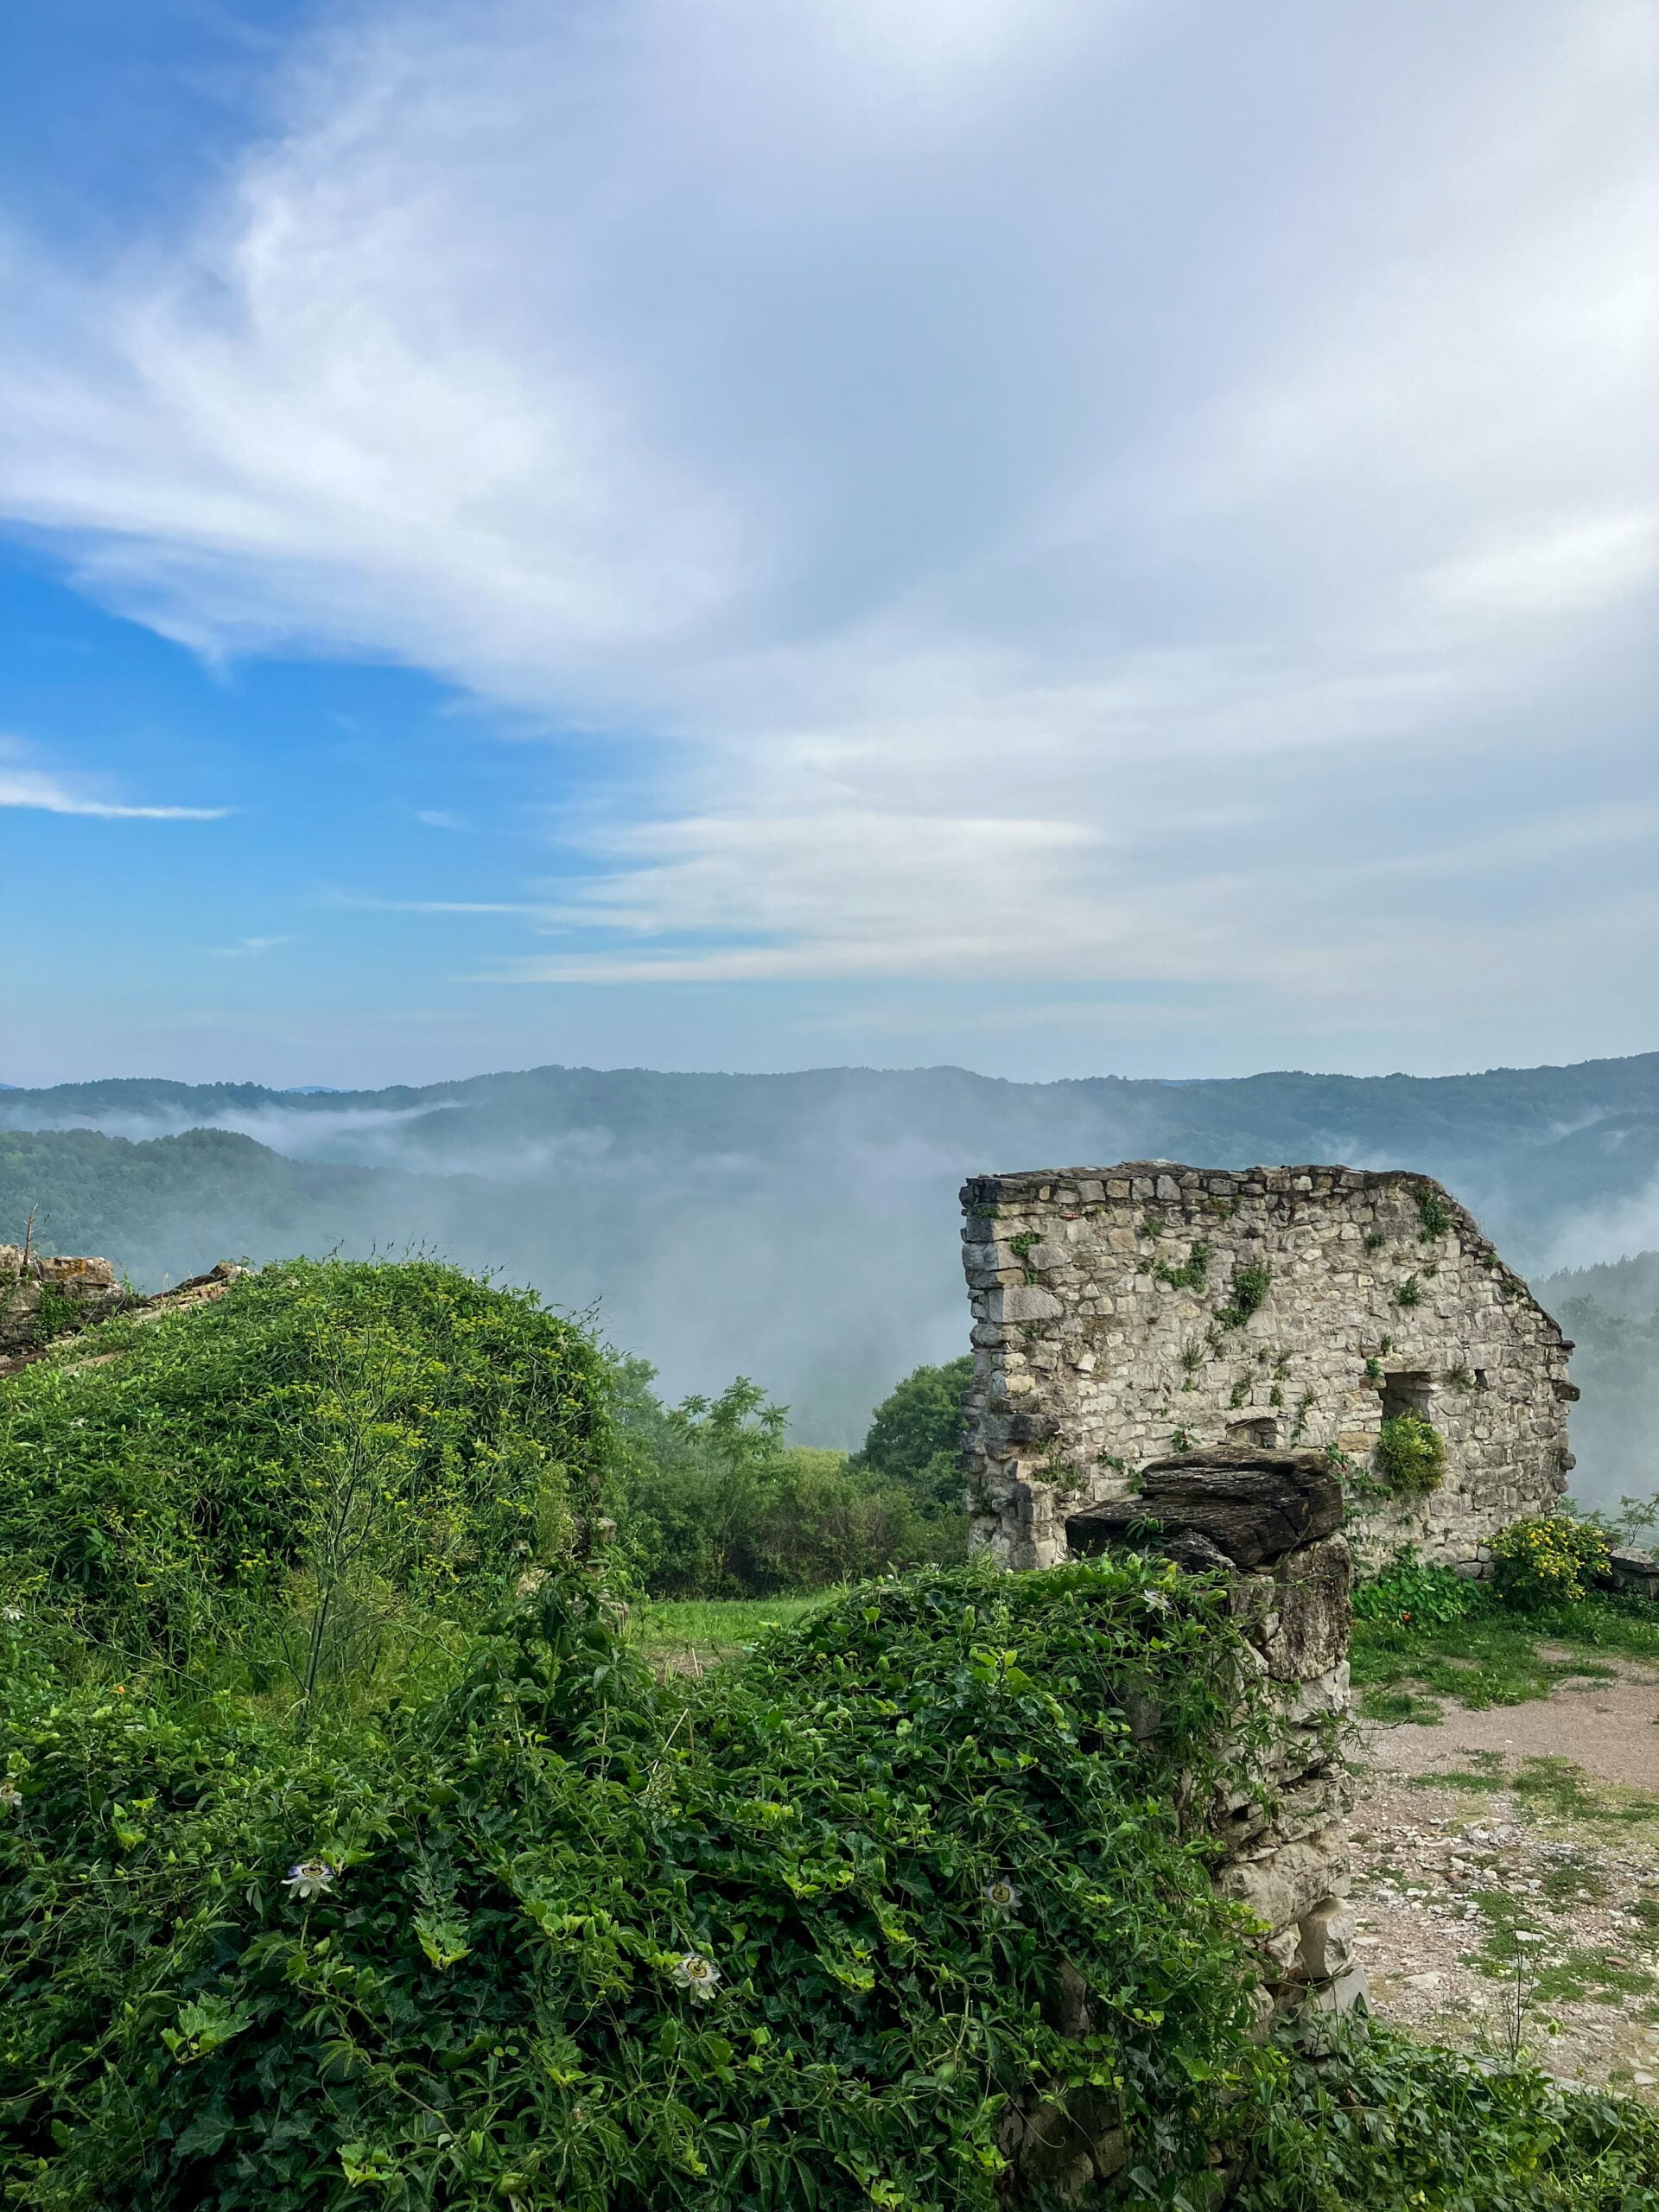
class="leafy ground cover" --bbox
[1352,1554,1659,1724]
[3,1264,1656,2208]
[2,1557,1277,2209]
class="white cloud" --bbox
[0,750,228,820]
[0,0,1655,1047]
[212,935,296,957]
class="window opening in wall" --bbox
[1227,1415,1277,1447]
[1380,1370,1433,1421]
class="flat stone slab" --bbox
[1066,1447,1344,1569]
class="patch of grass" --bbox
[1462,1888,1649,2008]
[1405,1757,1507,1791]
[1351,1593,1655,1716]
[1538,1849,1609,1909]
[630,1591,837,1663]
[1359,1686,1445,1725]
[1510,1758,1659,1829]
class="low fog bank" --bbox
[3,1057,1657,1474]
[1537,1255,1659,1516]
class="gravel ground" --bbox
[1351,1666,1659,2095]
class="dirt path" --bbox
[1364,1659,1659,1791]
[1351,1661,1659,2095]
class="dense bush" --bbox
[607,1363,957,1598]
[0,1258,608,1683]
[0,1558,1277,2209]
[1491,1513,1613,1610]
[1372,1412,1446,1497]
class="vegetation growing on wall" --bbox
[1374,1411,1447,1497]
[1217,1261,1273,1330]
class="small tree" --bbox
[853,1355,973,1517]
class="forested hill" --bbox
[6,1053,1659,1198]
[3,1054,1657,1458]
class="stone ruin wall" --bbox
[2,1249,245,1370]
[0,1247,124,1361]
[1005,1454,1364,2193]
[959,1161,1574,1578]
[1067,1453,1363,2023]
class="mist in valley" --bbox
[3,1058,1657,1501]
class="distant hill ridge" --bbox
[2,1053,1656,1460]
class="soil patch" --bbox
[1352,1669,1659,2096]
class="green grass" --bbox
[1510,1757,1659,1828]
[629,1590,838,1662]
[1351,1594,1659,1721]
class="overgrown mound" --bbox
[0,1557,1270,2209]
[3,1553,1657,2208]
[0,1257,607,1659]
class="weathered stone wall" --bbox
[1067,1449,1363,2018]
[0,1248,123,1359]
[1005,1449,1363,2196]
[960,1161,1573,1576]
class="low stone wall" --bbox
[1068,1446,1363,2019]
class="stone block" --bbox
[1256,1535,1351,1679]
[1294,1899,1354,1982]
[1217,1823,1351,1932]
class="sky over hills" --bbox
[2,0,1656,1084]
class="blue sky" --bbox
[2,0,1656,1087]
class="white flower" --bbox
[1141,1590,1173,1613]
[671,1952,721,2002]
[0,1779,22,1813]
[982,1878,1021,1913]
[0,1605,22,1623]
[283,1859,337,1902]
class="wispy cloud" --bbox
[0,754,228,821]
[0,0,1654,1058]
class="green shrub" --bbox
[608,1369,958,1598]
[1352,1548,1476,1630]
[1235,2017,1659,2209]
[0,1559,1277,2210]
[1373,1413,1446,1497]
[0,1258,607,1678]
[852,1353,974,1522]
[1491,1513,1613,1611]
